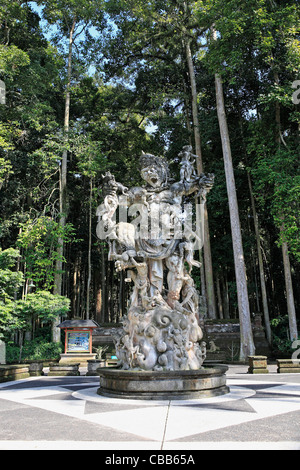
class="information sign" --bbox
[67,331,90,352]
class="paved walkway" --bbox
[0,364,299,450]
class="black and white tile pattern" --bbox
[0,372,299,449]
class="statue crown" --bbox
[140,152,169,172]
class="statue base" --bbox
[97,366,229,400]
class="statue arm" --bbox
[171,173,215,199]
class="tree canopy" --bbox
[0,0,299,358]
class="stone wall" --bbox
[0,365,30,383]
[92,314,271,362]
[92,327,120,348]
[202,316,271,361]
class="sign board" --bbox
[57,320,99,355]
[66,331,90,353]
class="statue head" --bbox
[140,152,169,188]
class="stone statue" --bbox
[208,340,220,353]
[96,146,214,371]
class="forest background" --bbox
[0,0,299,362]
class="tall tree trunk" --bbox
[94,246,102,324]
[182,75,193,146]
[281,238,298,341]
[52,17,76,342]
[86,178,93,319]
[274,72,298,341]
[214,70,255,360]
[222,273,230,319]
[72,257,78,316]
[75,251,82,318]
[95,286,102,324]
[185,37,217,319]
[118,270,124,323]
[215,272,224,319]
[76,265,81,318]
[247,172,272,344]
[109,262,114,322]
[100,243,107,323]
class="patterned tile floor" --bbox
[0,366,299,450]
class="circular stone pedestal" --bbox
[97,366,229,400]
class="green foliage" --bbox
[0,247,20,269]
[0,270,23,302]
[0,157,13,189]
[0,44,30,76]
[247,123,300,262]
[0,248,24,338]
[0,247,70,340]
[0,0,298,334]
[6,338,63,363]
[14,290,70,325]
[0,290,70,341]
[0,301,23,338]
[17,216,76,290]
[270,315,299,356]
[0,248,23,302]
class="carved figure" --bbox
[208,340,220,353]
[96,146,214,371]
[179,145,197,182]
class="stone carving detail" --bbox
[97,146,214,371]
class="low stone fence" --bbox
[0,359,59,383]
[0,365,30,383]
[248,356,269,374]
[48,362,80,376]
[27,360,45,377]
[247,357,300,374]
[277,359,300,374]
